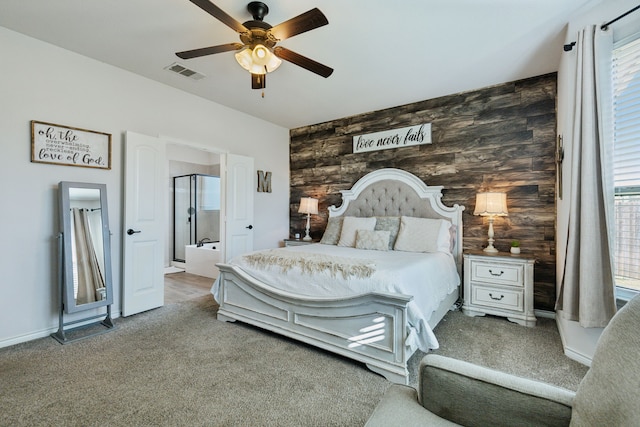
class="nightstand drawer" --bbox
[471,262,523,287]
[472,285,523,312]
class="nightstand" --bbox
[284,238,318,247]
[463,251,536,327]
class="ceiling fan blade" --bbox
[188,0,248,33]
[269,8,328,41]
[273,46,333,78]
[176,43,244,60]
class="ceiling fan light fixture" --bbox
[235,45,281,75]
[179,2,333,89]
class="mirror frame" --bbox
[59,181,113,313]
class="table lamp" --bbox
[473,192,508,253]
[298,197,318,241]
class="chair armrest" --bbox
[419,354,575,427]
[365,384,458,427]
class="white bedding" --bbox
[212,243,460,351]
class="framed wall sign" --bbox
[353,123,432,154]
[31,120,112,170]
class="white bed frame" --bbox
[215,169,464,384]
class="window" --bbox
[612,34,640,296]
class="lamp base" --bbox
[483,216,499,253]
[303,213,312,241]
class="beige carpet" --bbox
[414,310,588,391]
[0,296,587,426]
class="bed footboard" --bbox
[216,263,415,384]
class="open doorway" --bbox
[165,144,221,271]
[164,144,222,302]
[123,131,254,315]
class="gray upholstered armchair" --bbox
[366,295,640,427]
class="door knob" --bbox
[246,225,253,230]
[127,229,141,235]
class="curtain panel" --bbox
[556,25,617,327]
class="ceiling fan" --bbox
[176,0,333,90]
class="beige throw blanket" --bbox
[243,250,376,279]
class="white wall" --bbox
[0,26,290,347]
[556,0,640,364]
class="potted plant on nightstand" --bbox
[510,240,521,254]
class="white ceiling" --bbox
[0,0,599,129]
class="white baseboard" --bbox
[0,311,121,349]
[562,346,594,367]
[555,310,604,367]
[535,309,555,319]
[0,327,56,349]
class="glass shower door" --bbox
[173,175,194,262]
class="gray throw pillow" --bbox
[320,217,343,245]
[375,216,400,250]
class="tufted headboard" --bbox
[340,179,446,218]
[328,168,465,273]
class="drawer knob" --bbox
[489,269,504,277]
[489,293,505,301]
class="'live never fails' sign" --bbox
[353,123,431,154]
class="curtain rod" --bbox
[564,5,640,51]
[601,4,640,30]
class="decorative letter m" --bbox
[257,170,272,193]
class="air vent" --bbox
[164,62,206,81]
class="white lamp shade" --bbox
[235,45,282,75]
[252,45,269,63]
[234,48,254,70]
[264,54,282,73]
[474,192,508,216]
[298,197,319,215]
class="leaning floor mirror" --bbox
[52,181,115,344]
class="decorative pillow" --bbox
[449,223,457,253]
[355,230,390,251]
[320,217,344,245]
[394,216,453,253]
[374,216,401,250]
[337,216,377,247]
[438,220,454,253]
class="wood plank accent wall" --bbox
[289,73,557,311]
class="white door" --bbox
[224,153,254,261]
[122,131,166,316]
